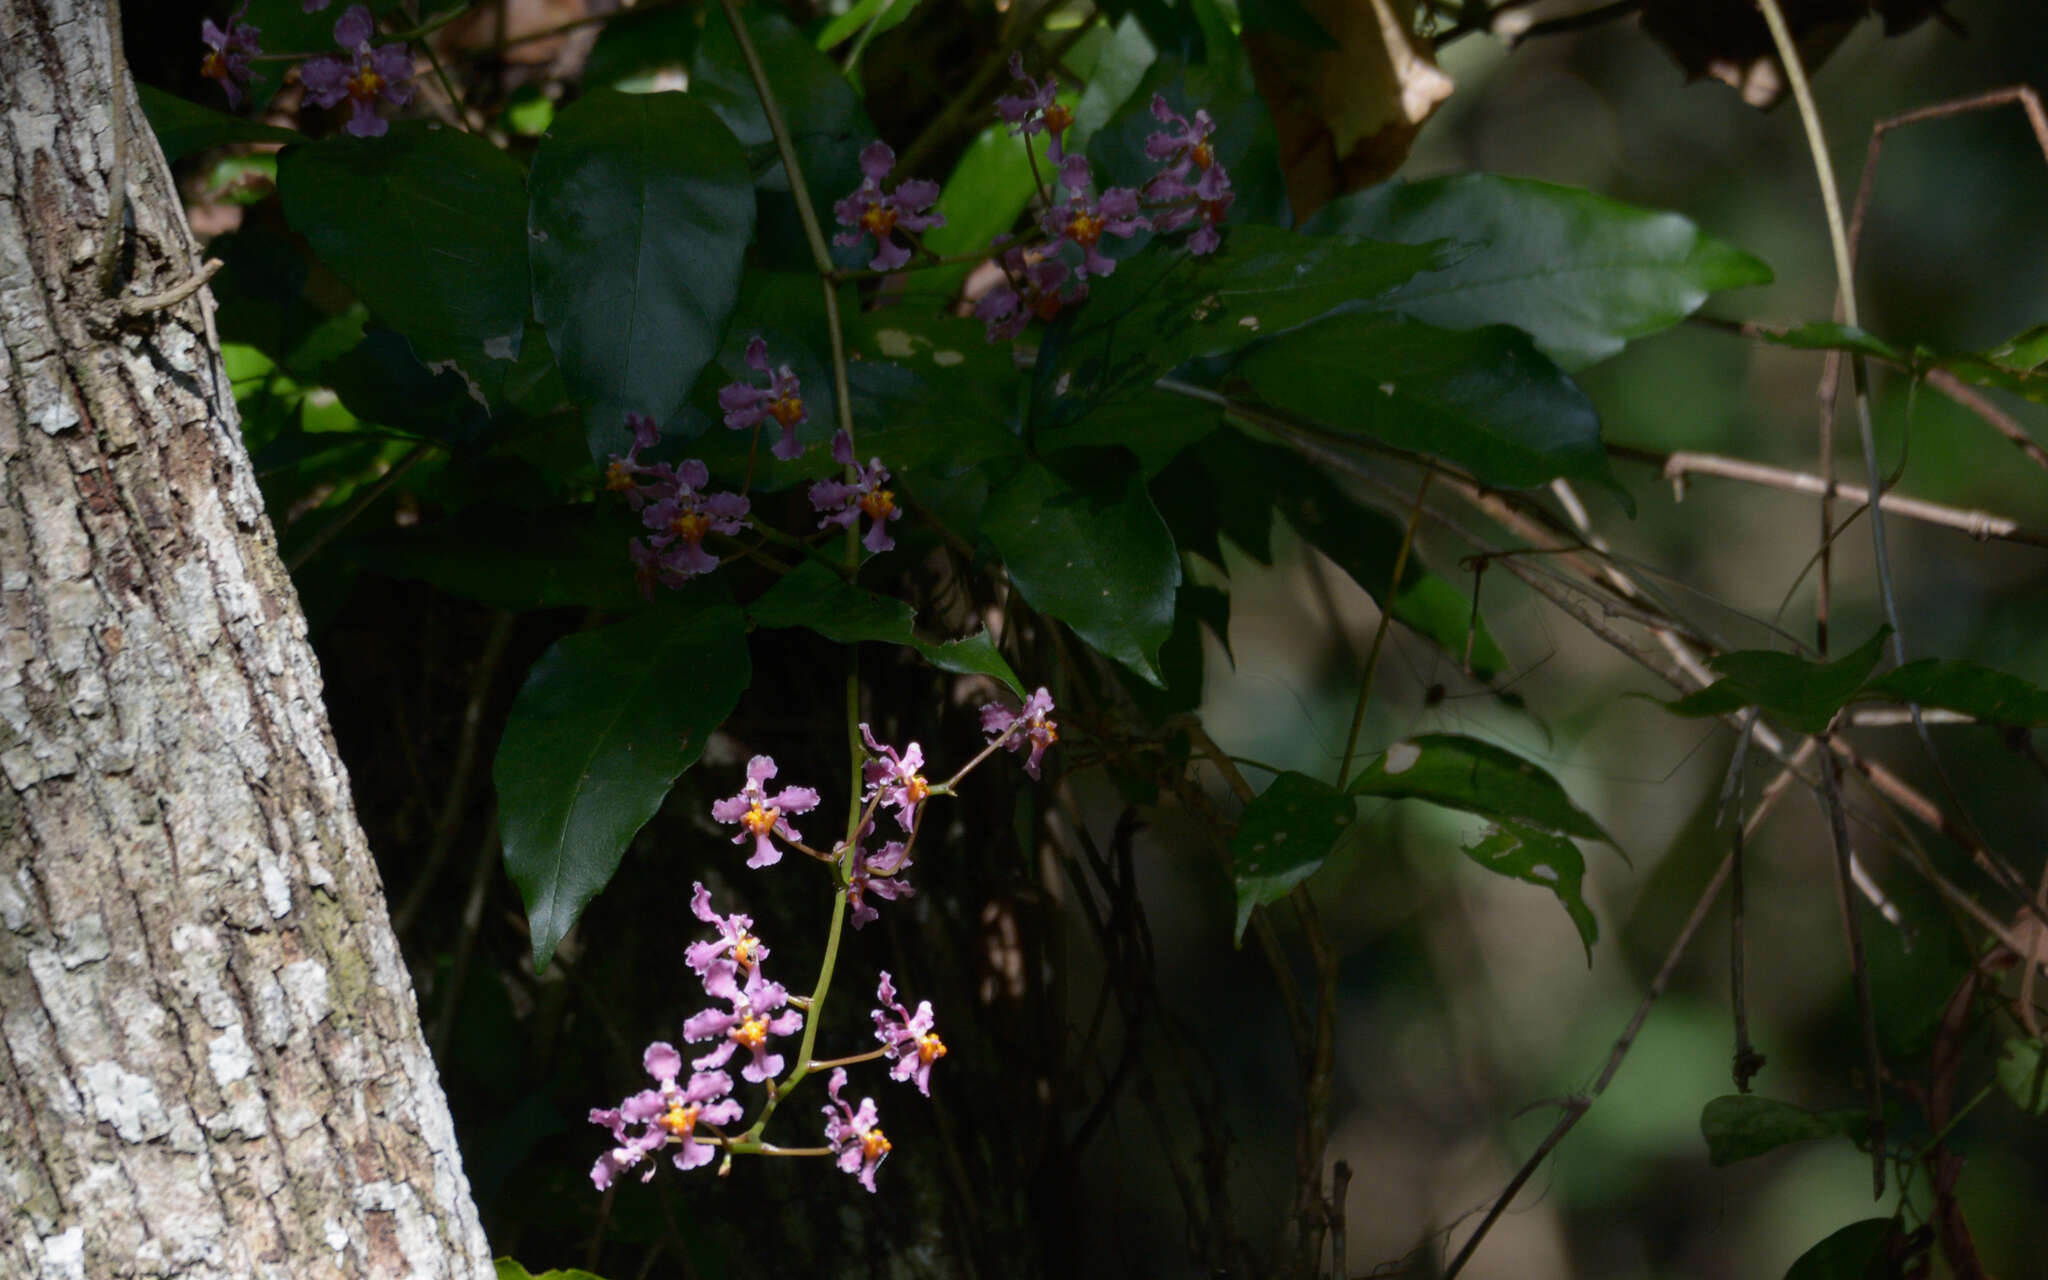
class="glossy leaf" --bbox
[1760,322,1903,362]
[983,457,1182,684]
[496,600,750,971]
[815,0,925,53]
[528,89,755,450]
[1231,772,1356,941]
[1700,1095,1865,1167]
[749,560,914,644]
[1858,658,2048,726]
[690,11,871,271]
[278,123,528,403]
[911,633,1026,698]
[1348,733,1612,844]
[343,506,642,612]
[1998,1037,2048,1115]
[1463,821,1597,964]
[1034,227,1443,431]
[137,85,303,163]
[1782,1220,1893,1280]
[1235,314,1623,496]
[1665,628,1891,734]
[1303,173,1773,370]
[584,6,698,88]
[1932,322,2048,403]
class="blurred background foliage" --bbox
[131,0,2048,1276]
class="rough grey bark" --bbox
[0,2,497,1276]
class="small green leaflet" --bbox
[1664,628,1890,734]
[1230,772,1356,941]
[1860,658,2048,726]
[1699,1094,1866,1168]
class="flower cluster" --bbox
[199,2,417,137]
[832,142,944,272]
[589,1041,741,1189]
[808,431,902,554]
[718,336,810,462]
[822,1067,891,1193]
[1142,96,1236,256]
[199,8,263,109]
[873,971,946,1095]
[981,686,1059,779]
[303,6,417,138]
[605,414,751,597]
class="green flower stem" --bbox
[1336,472,1430,789]
[391,3,471,42]
[808,1047,888,1072]
[395,0,476,133]
[714,0,859,456]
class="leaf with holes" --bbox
[1348,734,1612,843]
[1231,772,1356,941]
[496,598,750,971]
[1463,821,1597,964]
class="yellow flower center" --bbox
[861,1128,892,1160]
[1190,141,1214,171]
[604,460,635,493]
[741,803,779,836]
[733,933,760,969]
[670,510,712,545]
[732,1015,768,1050]
[201,50,228,81]
[768,394,804,428]
[916,1032,947,1065]
[1044,104,1074,135]
[858,488,896,522]
[659,1102,700,1137]
[905,775,929,805]
[1041,723,1059,744]
[346,62,384,103]
[860,203,898,239]
[1065,211,1105,248]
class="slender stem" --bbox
[1338,473,1430,787]
[1754,0,1905,668]
[809,1047,889,1071]
[715,0,858,451]
[1818,745,1888,1198]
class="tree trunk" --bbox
[0,2,495,1275]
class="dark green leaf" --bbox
[278,123,528,404]
[1348,733,1612,844]
[1237,0,1339,48]
[496,599,750,971]
[1700,1095,1866,1167]
[527,89,755,451]
[320,329,492,445]
[1858,658,2048,726]
[1304,173,1773,370]
[1998,1037,2048,1115]
[1034,226,1442,431]
[983,457,1182,684]
[748,560,914,644]
[852,309,1026,473]
[1665,628,1891,734]
[1931,322,2048,404]
[343,505,643,612]
[1231,772,1356,940]
[1782,1220,1894,1280]
[1235,314,1623,497]
[137,85,304,164]
[1463,821,1597,964]
[689,11,872,272]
